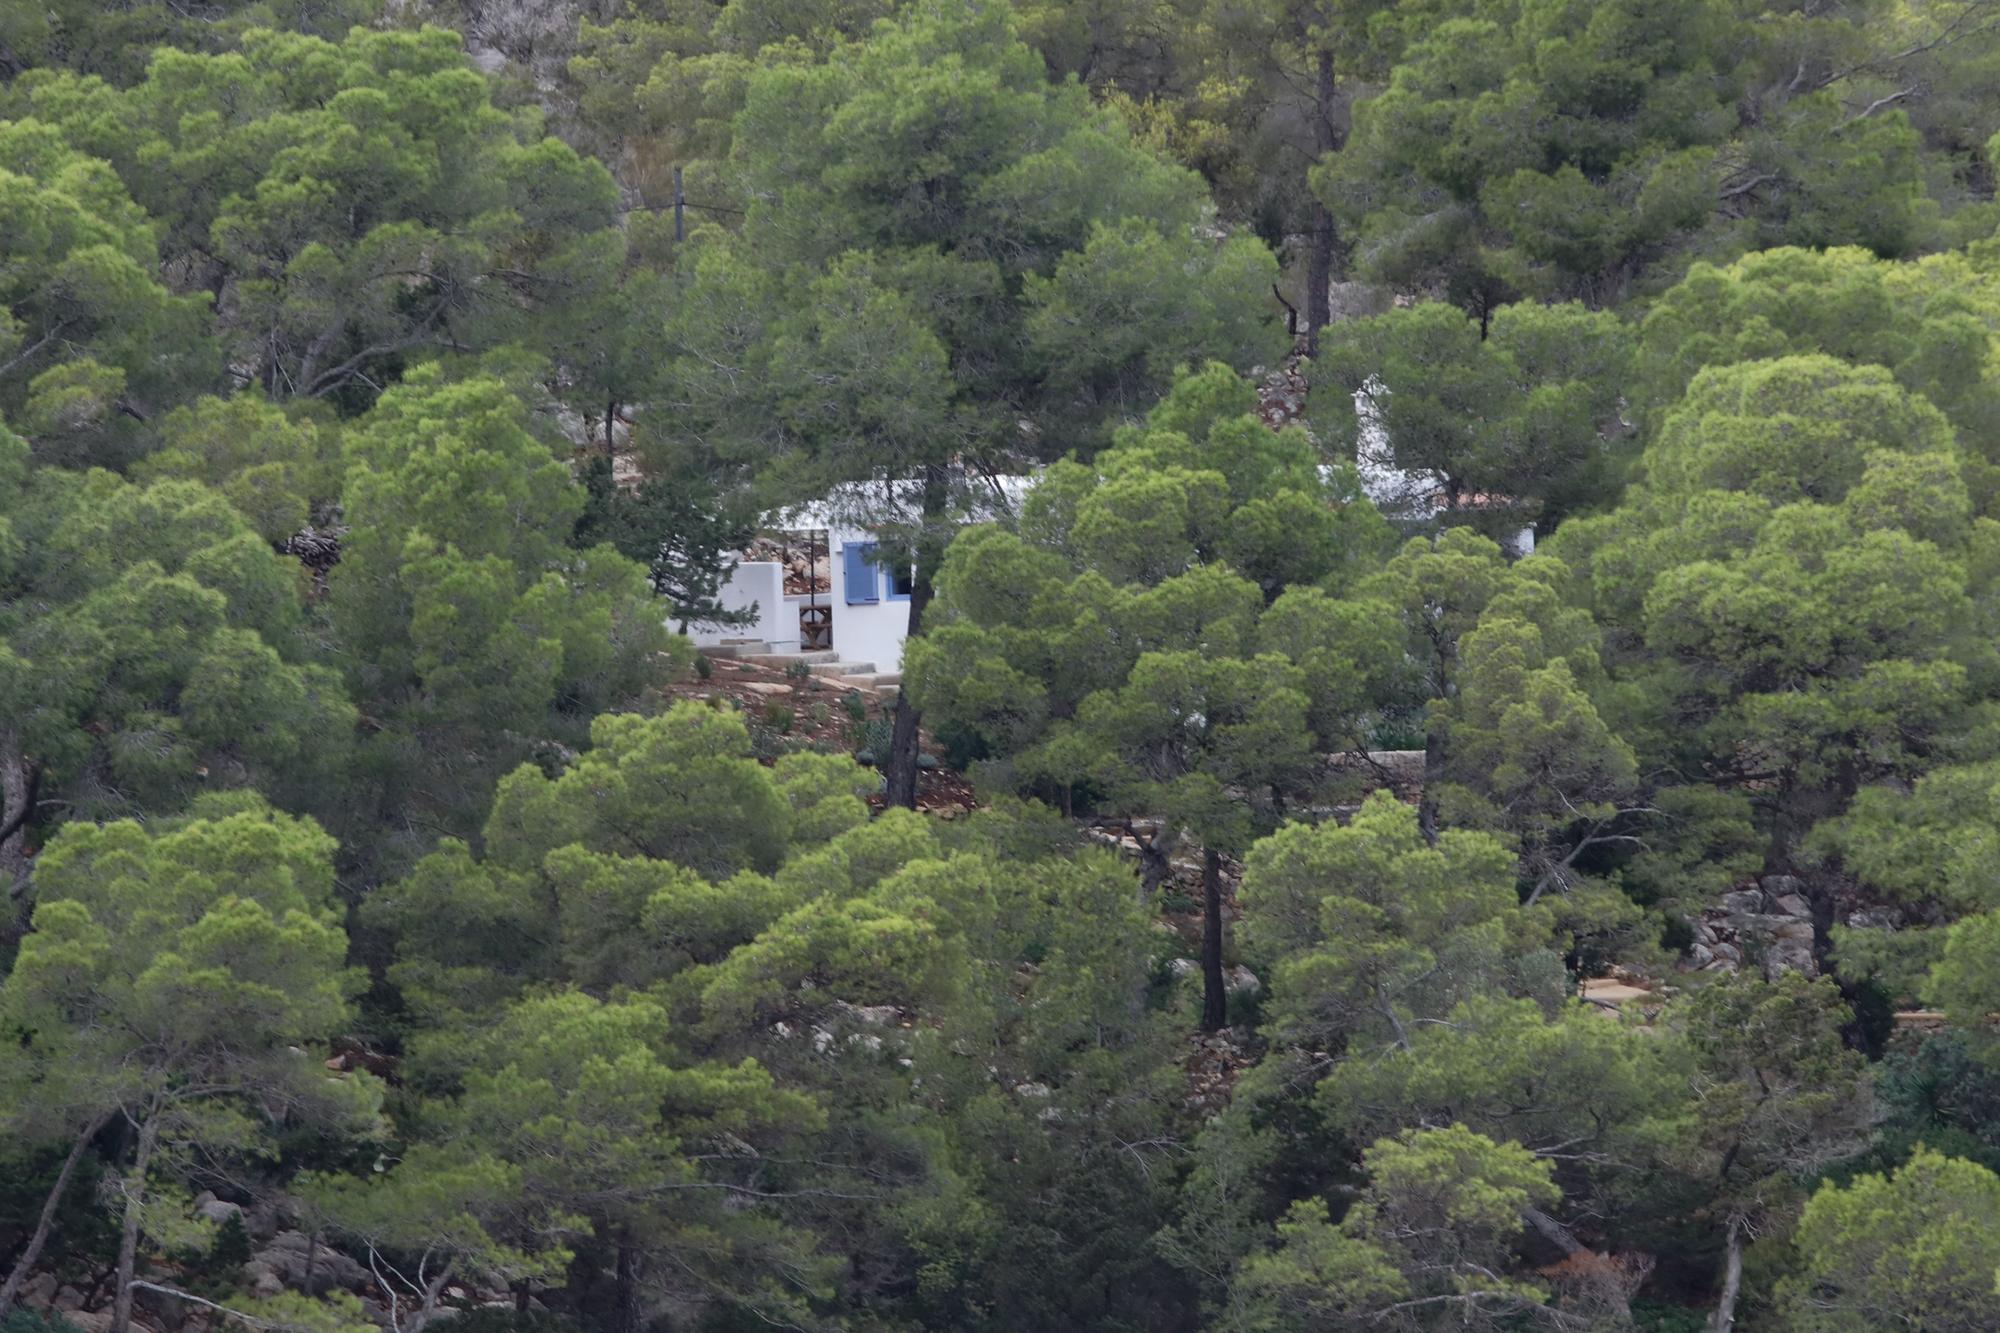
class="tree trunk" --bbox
[1710,1216,1745,1333]
[109,1114,160,1333]
[0,1110,111,1318]
[1418,722,1444,846]
[1131,823,1179,903]
[882,572,934,811]
[612,1235,640,1333]
[884,471,949,811]
[1302,47,1339,358]
[1201,848,1228,1032]
[1,733,34,896]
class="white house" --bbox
[1352,380,1536,558]
[690,398,1536,673]
[689,478,1034,675]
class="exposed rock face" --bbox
[1224,965,1261,998]
[1690,877,1818,979]
[242,1230,369,1298]
[190,1193,243,1229]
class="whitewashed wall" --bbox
[690,560,786,650]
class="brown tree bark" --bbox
[1201,847,1228,1032]
[109,1113,160,1333]
[1418,723,1444,846]
[1,734,35,890]
[1302,46,1340,358]
[884,470,948,811]
[882,572,934,811]
[612,1234,640,1333]
[0,1110,112,1318]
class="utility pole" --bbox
[673,166,685,243]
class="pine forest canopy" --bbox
[9,2,2000,1332]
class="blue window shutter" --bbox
[844,542,879,604]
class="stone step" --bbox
[832,672,900,689]
[701,641,780,660]
[808,660,876,678]
[743,651,841,668]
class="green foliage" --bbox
[11,25,626,413]
[661,0,1284,565]
[1635,245,2000,494]
[1669,973,1876,1236]
[9,2,2000,1328]
[574,456,758,633]
[1239,792,1553,1047]
[1,1315,81,1333]
[0,1,381,83]
[1319,994,1678,1177]
[0,796,378,1311]
[1237,1125,1559,1331]
[911,362,1395,838]
[0,435,355,838]
[328,368,680,848]
[0,118,216,466]
[1556,352,1986,887]
[1775,1148,2000,1330]
[1321,0,1937,312]
[1314,300,1635,530]
[132,396,339,543]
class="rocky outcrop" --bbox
[241,1230,370,1299]
[1689,876,1817,979]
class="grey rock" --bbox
[1771,920,1816,943]
[1848,907,1906,930]
[243,1198,287,1241]
[1688,943,1714,968]
[1765,942,1817,981]
[20,1273,57,1307]
[1762,874,1805,897]
[1167,958,1198,981]
[54,1287,84,1312]
[132,1280,186,1324]
[1773,893,1812,918]
[1224,965,1261,997]
[1722,889,1765,915]
[196,1198,244,1229]
[245,1230,368,1295]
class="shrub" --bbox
[854,718,894,766]
[4,1313,84,1333]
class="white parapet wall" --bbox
[690,559,786,652]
